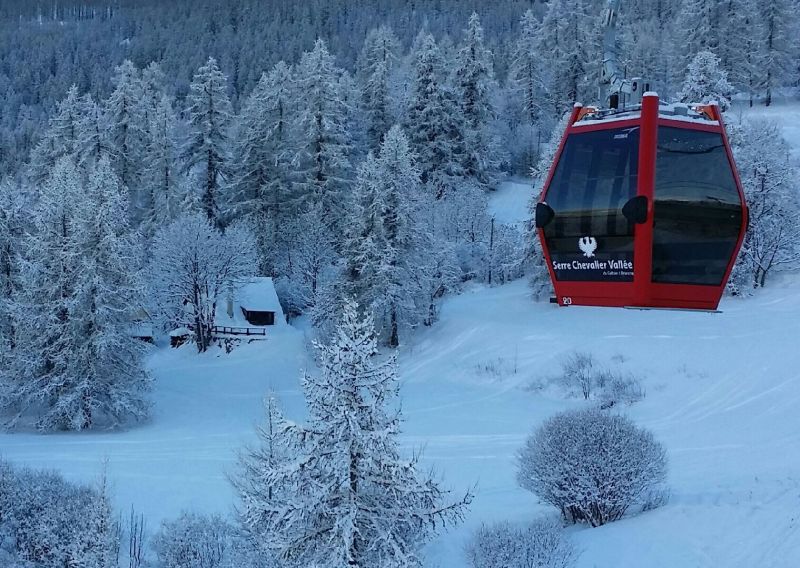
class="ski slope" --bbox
[1,101,799,567]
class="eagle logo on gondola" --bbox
[579,236,597,258]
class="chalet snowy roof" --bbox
[216,277,286,329]
[237,277,281,313]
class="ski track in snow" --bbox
[1,101,800,567]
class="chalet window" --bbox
[241,307,276,326]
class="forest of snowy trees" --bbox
[0,0,797,425]
[0,0,799,564]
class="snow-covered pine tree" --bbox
[508,9,546,172]
[68,157,151,429]
[75,93,115,171]
[2,158,84,429]
[678,51,735,111]
[0,461,121,566]
[141,61,168,120]
[509,10,541,128]
[758,0,797,106]
[2,157,148,430]
[235,300,471,567]
[28,85,83,183]
[717,0,764,107]
[343,151,382,291]
[293,40,353,236]
[3,157,150,431]
[453,13,501,188]
[234,394,294,539]
[105,60,146,211]
[183,57,234,227]
[404,32,466,200]
[0,178,26,359]
[345,126,425,346]
[357,26,401,150]
[618,3,677,98]
[140,93,182,239]
[148,213,256,352]
[340,69,368,164]
[675,0,722,74]
[227,61,296,273]
[537,0,589,114]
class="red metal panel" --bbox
[553,281,635,308]
[632,94,658,307]
[569,117,641,134]
[648,283,723,311]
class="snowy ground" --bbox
[2,101,799,567]
[0,327,313,521]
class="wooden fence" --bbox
[211,326,267,337]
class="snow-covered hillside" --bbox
[2,102,799,568]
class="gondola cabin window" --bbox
[543,126,639,282]
[652,127,743,286]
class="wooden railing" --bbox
[211,326,267,337]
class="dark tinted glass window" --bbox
[544,127,638,282]
[652,127,743,285]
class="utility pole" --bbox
[488,216,495,286]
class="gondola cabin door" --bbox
[535,93,747,311]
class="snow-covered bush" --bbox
[527,238,553,302]
[518,408,668,527]
[466,518,578,568]
[729,119,800,290]
[0,460,119,567]
[153,511,234,568]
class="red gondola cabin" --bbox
[535,93,747,311]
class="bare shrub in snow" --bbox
[473,357,516,380]
[555,352,645,406]
[466,518,578,568]
[518,408,667,527]
[153,511,233,568]
[597,370,645,409]
[127,506,148,568]
[560,352,595,399]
